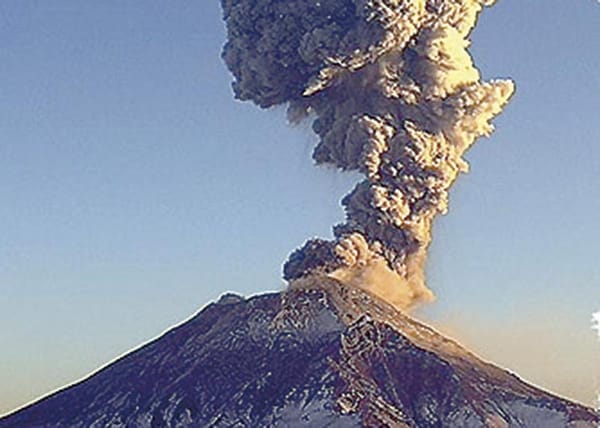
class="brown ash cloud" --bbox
[220,0,514,309]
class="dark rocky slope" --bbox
[1,276,597,427]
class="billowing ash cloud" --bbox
[220,0,514,309]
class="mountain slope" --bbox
[1,276,597,427]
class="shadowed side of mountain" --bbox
[1,279,598,427]
[0,291,359,427]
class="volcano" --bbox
[1,277,597,427]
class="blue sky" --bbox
[1,0,599,414]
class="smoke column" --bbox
[220,0,514,309]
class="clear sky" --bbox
[1,0,599,415]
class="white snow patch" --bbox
[505,401,567,428]
[276,393,360,428]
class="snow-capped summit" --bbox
[1,276,597,427]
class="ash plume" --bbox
[220,0,514,309]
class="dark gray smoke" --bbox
[220,0,514,309]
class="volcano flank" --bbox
[1,278,597,427]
